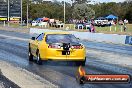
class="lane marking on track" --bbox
[86,49,132,69]
[0,50,81,88]
[0,60,59,88]
[0,34,29,41]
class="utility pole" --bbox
[64,0,65,30]
[21,0,23,25]
[8,0,10,26]
[27,0,29,28]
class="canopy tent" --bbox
[35,17,49,22]
[105,14,118,19]
[35,18,43,21]
[43,17,49,21]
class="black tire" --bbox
[28,47,33,61]
[76,58,86,66]
[36,52,43,65]
[76,61,85,66]
[81,60,86,66]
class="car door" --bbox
[32,33,44,56]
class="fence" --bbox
[30,28,132,45]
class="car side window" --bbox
[36,33,44,41]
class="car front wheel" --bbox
[29,48,33,61]
[36,52,43,65]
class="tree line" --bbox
[22,0,132,23]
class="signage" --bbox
[10,17,20,21]
[0,18,7,21]
[125,36,132,45]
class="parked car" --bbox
[55,21,64,28]
[31,21,39,26]
[95,17,109,27]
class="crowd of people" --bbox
[68,19,96,33]
[68,18,129,32]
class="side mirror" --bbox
[31,37,35,40]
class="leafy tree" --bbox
[22,0,27,19]
[124,1,132,23]
[21,0,132,23]
[72,3,95,19]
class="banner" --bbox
[0,18,7,21]
[125,36,132,45]
[10,17,20,21]
[76,66,130,84]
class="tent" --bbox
[105,14,118,19]
[35,18,43,21]
[43,17,49,21]
[35,17,49,22]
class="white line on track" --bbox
[87,49,132,69]
[0,34,29,41]
[0,60,58,88]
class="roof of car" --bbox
[44,32,70,35]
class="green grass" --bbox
[0,23,132,35]
[95,24,132,35]
[64,24,132,35]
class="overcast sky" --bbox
[57,0,126,3]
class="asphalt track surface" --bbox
[0,30,132,88]
[0,74,20,88]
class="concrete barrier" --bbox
[71,32,126,44]
[30,28,131,45]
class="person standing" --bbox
[123,19,128,32]
[123,23,127,32]
[91,23,95,33]
[91,19,95,33]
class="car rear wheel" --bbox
[80,60,86,66]
[76,58,86,66]
[36,52,43,65]
[29,48,33,61]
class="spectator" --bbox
[88,26,91,32]
[123,19,128,32]
[91,23,95,33]
[124,19,128,24]
[123,23,127,32]
[109,21,112,26]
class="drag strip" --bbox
[0,73,20,88]
[0,30,132,88]
[81,41,132,55]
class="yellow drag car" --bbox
[29,32,86,66]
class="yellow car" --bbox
[29,32,86,66]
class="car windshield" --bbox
[46,34,79,44]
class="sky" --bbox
[95,0,126,3]
[57,0,126,3]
